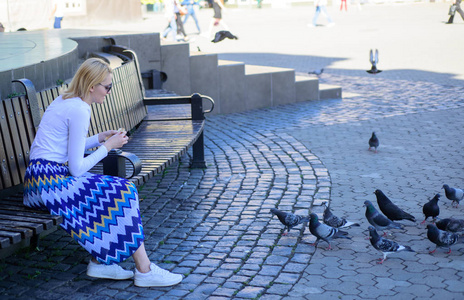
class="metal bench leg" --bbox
[190,93,206,169]
[191,131,206,169]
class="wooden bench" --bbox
[0,45,214,259]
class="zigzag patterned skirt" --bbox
[23,159,144,265]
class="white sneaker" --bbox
[327,22,335,27]
[86,260,134,280]
[134,263,183,287]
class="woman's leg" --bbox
[133,242,151,273]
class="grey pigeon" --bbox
[427,223,461,254]
[368,132,379,153]
[364,200,404,235]
[212,30,238,43]
[368,226,414,264]
[442,184,464,208]
[322,202,360,228]
[270,208,309,236]
[308,68,324,76]
[435,218,464,233]
[367,49,382,74]
[309,213,351,250]
[374,189,416,222]
[421,194,440,224]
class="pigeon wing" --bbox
[439,230,459,247]
[376,238,399,253]
[372,213,394,227]
[285,213,308,228]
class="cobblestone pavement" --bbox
[1,2,464,300]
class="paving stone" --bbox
[235,286,265,299]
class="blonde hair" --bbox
[62,58,112,100]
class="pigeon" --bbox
[211,30,238,43]
[270,208,309,236]
[426,223,461,254]
[368,226,414,264]
[421,194,440,224]
[435,218,464,233]
[442,184,464,208]
[322,202,360,228]
[309,213,351,250]
[308,68,324,77]
[364,200,404,235]
[367,49,382,74]
[374,189,416,222]
[368,132,379,153]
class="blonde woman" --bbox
[23,58,182,287]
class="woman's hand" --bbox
[98,130,118,143]
[102,129,128,152]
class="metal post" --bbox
[190,94,206,168]
[102,149,126,177]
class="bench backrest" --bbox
[0,59,147,193]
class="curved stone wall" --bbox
[0,30,79,99]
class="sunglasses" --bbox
[99,83,112,92]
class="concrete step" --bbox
[245,64,296,108]
[319,84,342,100]
[216,60,247,114]
[160,41,191,95]
[189,51,219,102]
[244,65,273,111]
[295,75,319,102]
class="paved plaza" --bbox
[1,2,464,299]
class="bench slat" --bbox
[0,223,33,239]
[0,236,11,248]
[0,230,22,245]
[0,211,54,230]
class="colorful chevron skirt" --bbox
[23,159,144,265]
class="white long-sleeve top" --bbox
[29,95,108,177]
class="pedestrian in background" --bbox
[182,0,201,34]
[340,0,347,11]
[50,0,65,28]
[162,0,178,41]
[308,0,335,28]
[447,0,464,24]
[176,1,190,41]
[203,0,230,39]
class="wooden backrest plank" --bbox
[1,99,22,186]
[110,66,128,131]
[113,64,131,131]
[10,97,30,180]
[19,95,36,150]
[127,61,146,128]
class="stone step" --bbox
[216,60,247,114]
[295,75,319,102]
[189,51,219,101]
[245,64,296,108]
[159,41,191,95]
[319,83,342,100]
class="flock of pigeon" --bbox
[270,133,464,264]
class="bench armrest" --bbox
[143,93,215,117]
[85,149,142,179]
